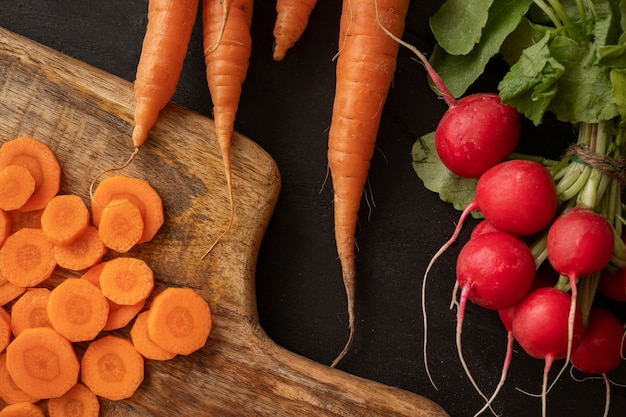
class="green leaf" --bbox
[610,69,626,120]
[411,132,479,215]
[429,0,534,98]
[549,36,619,123]
[499,32,564,125]
[429,0,494,56]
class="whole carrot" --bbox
[327,0,409,367]
[272,0,318,61]
[201,0,253,256]
[132,0,199,151]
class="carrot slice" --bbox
[47,278,109,343]
[99,257,154,306]
[80,334,144,401]
[0,136,61,213]
[80,262,145,331]
[0,353,39,405]
[0,228,56,287]
[41,194,90,246]
[48,382,100,417]
[98,197,144,253]
[0,402,44,417]
[5,327,80,399]
[0,165,36,211]
[10,287,52,337]
[0,209,12,247]
[147,287,211,355]
[0,307,10,351]
[91,175,164,244]
[130,310,176,360]
[104,299,146,332]
[53,225,107,271]
[0,278,25,307]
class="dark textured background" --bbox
[1,1,625,416]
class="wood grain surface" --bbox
[0,26,448,417]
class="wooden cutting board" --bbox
[0,27,448,417]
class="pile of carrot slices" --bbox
[0,136,212,416]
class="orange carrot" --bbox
[98,198,144,253]
[0,353,39,405]
[46,278,110,342]
[40,194,90,246]
[5,327,80,399]
[98,257,154,306]
[0,228,57,288]
[0,136,61,212]
[91,175,164,244]
[272,0,317,61]
[201,0,253,255]
[80,334,144,401]
[48,382,100,417]
[0,402,44,417]
[0,209,12,247]
[327,0,409,367]
[0,307,10,352]
[9,287,52,337]
[0,165,35,211]
[80,262,145,331]
[130,310,177,360]
[53,225,108,271]
[147,287,211,355]
[131,0,199,150]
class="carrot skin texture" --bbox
[327,0,409,367]
[202,0,253,212]
[132,0,199,148]
[273,0,317,61]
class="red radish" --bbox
[571,308,625,417]
[571,307,624,375]
[596,267,626,302]
[545,206,615,402]
[435,93,522,178]
[470,219,501,239]
[375,25,521,178]
[512,287,584,417]
[476,159,557,236]
[421,159,557,388]
[453,231,535,408]
[456,232,535,311]
[482,266,558,415]
[546,207,615,280]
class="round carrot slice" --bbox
[41,194,90,245]
[5,327,80,399]
[48,382,100,417]
[147,287,212,356]
[0,136,61,213]
[99,257,154,306]
[98,197,144,253]
[53,225,108,271]
[0,401,44,417]
[80,334,144,401]
[0,228,57,287]
[130,310,176,361]
[10,287,53,337]
[91,175,164,244]
[47,278,109,343]
[0,165,36,211]
[0,352,39,405]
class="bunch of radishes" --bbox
[421,91,626,416]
